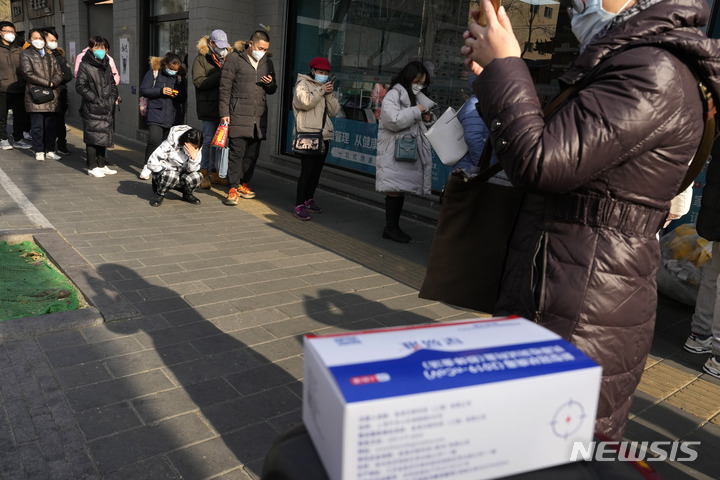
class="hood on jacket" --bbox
[296,73,322,86]
[166,125,192,149]
[561,0,720,127]
[197,36,233,56]
[149,56,187,76]
[81,49,108,69]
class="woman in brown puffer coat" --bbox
[20,28,63,161]
[463,0,720,440]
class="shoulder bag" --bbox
[29,85,54,104]
[292,103,327,157]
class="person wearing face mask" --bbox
[291,57,341,221]
[76,36,118,177]
[142,125,203,207]
[0,21,32,151]
[462,0,720,440]
[19,28,64,162]
[375,61,435,243]
[219,30,277,205]
[192,29,232,189]
[140,52,188,168]
[42,29,73,157]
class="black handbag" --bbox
[418,151,523,313]
[419,85,582,313]
[293,105,327,157]
[29,85,54,104]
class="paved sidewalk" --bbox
[0,127,718,479]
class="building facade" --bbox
[7,0,720,192]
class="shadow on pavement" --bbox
[62,264,435,479]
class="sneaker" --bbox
[305,198,323,213]
[88,167,106,177]
[101,166,118,175]
[56,147,70,156]
[45,151,60,160]
[150,194,164,207]
[35,152,45,161]
[0,139,12,150]
[182,193,201,205]
[23,131,31,141]
[13,139,32,149]
[225,188,240,206]
[294,204,311,221]
[684,333,712,354]
[703,356,720,379]
[238,183,256,199]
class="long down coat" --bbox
[76,51,118,147]
[376,84,433,196]
[474,0,720,440]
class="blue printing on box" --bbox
[329,339,598,403]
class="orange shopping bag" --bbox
[211,122,229,148]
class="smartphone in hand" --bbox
[477,0,502,27]
[327,75,336,84]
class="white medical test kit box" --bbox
[303,316,602,480]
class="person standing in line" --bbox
[19,28,63,162]
[376,61,434,243]
[462,0,720,439]
[219,30,277,205]
[291,56,340,220]
[0,21,32,150]
[42,28,73,157]
[140,53,188,171]
[192,29,231,189]
[683,150,720,379]
[75,36,118,177]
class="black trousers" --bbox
[86,144,106,170]
[227,135,262,189]
[296,141,329,206]
[29,112,56,153]
[0,91,28,142]
[144,124,170,162]
[55,111,67,150]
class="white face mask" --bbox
[570,0,632,48]
[251,49,265,61]
[2,33,15,44]
[31,39,45,50]
[47,41,58,51]
[218,48,228,58]
[411,84,424,95]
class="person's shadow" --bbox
[69,265,435,479]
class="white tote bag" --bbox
[423,106,469,167]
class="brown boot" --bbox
[200,169,211,189]
[210,171,229,186]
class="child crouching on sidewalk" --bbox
[142,125,203,207]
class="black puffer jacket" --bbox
[473,0,720,440]
[51,48,73,113]
[20,46,63,113]
[218,44,277,139]
[76,51,118,147]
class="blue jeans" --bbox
[691,241,720,356]
[201,120,219,170]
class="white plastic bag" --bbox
[424,106,468,167]
[656,224,712,305]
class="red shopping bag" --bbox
[211,123,229,148]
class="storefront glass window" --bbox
[288,0,581,191]
[153,0,190,16]
[156,19,189,58]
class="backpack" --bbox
[138,70,158,116]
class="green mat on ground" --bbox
[0,241,80,321]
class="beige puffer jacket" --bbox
[292,73,340,141]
